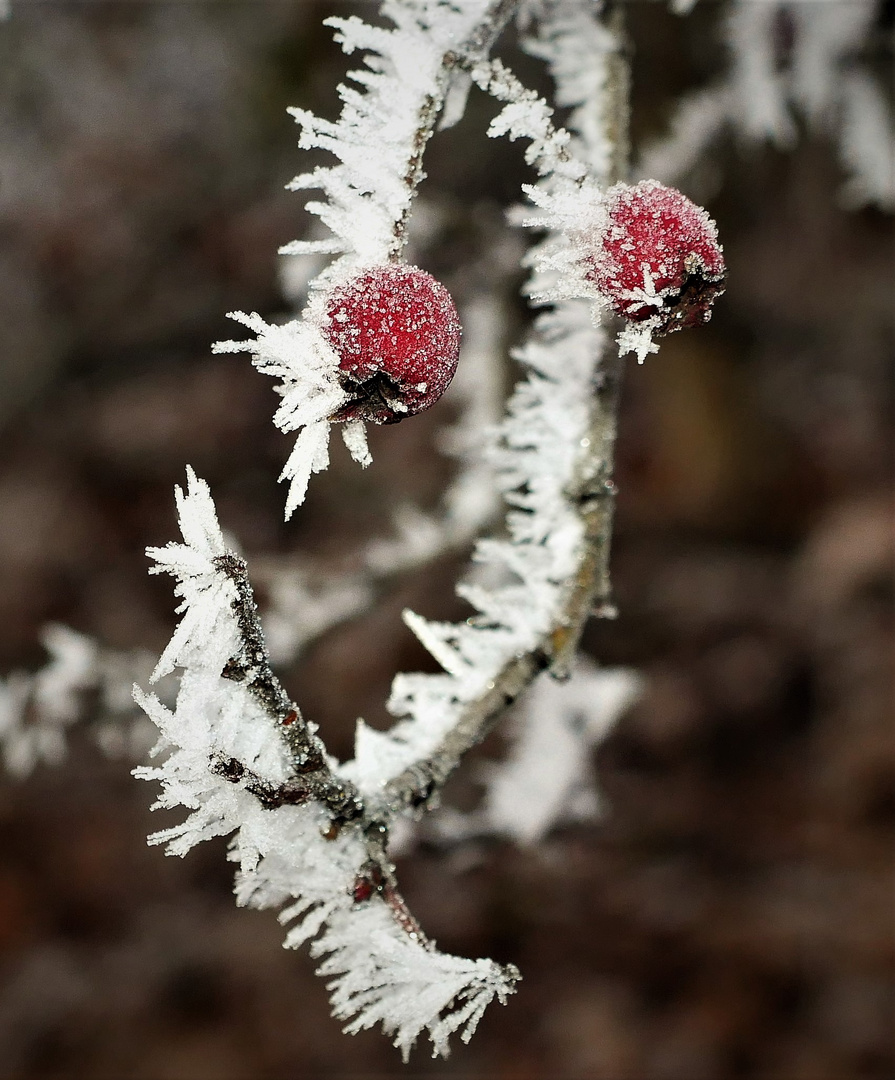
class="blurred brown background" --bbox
[0,2,892,1078]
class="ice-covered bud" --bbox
[584,180,726,335]
[320,265,462,425]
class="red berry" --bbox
[585,180,726,335]
[320,264,461,425]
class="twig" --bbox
[212,553,364,826]
[211,553,443,949]
[390,0,522,257]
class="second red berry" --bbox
[584,180,726,335]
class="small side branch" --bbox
[212,553,364,826]
[390,0,522,256]
[210,552,432,946]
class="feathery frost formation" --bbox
[344,0,621,796]
[134,469,518,1057]
[282,0,492,274]
[213,0,493,516]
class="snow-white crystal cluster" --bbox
[212,311,356,518]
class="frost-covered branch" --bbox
[286,0,520,272]
[132,2,637,1056]
[135,468,519,1058]
[213,0,525,517]
[372,0,632,814]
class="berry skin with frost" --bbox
[585,180,726,335]
[320,264,461,425]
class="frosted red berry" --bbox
[320,264,461,425]
[585,180,726,335]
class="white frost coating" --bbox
[213,314,346,518]
[281,0,492,281]
[340,418,372,467]
[477,13,667,360]
[138,469,290,792]
[146,467,233,683]
[135,467,518,1057]
[617,321,661,365]
[523,0,616,184]
[238,797,516,1060]
[481,659,642,844]
[314,900,516,1060]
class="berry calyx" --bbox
[584,180,726,335]
[320,264,462,425]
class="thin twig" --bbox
[211,553,434,945]
[390,0,522,257]
[213,553,364,826]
